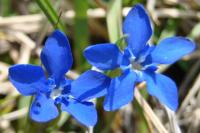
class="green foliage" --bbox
[17,96,32,133]
[115,35,128,50]
[74,0,89,71]
[35,0,66,32]
[0,0,13,16]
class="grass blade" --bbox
[35,0,66,32]
[106,0,122,43]
[74,0,89,71]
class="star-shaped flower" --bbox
[83,4,195,111]
[9,30,110,126]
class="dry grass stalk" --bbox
[134,88,169,133]
[178,73,200,116]
[0,108,28,121]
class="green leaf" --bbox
[17,96,32,133]
[35,0,66,32]
[106,0,122,43]
[74,0,89,71]
[116,34,128,50]
[0,0,12,16]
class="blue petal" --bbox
[9,64,47,96]
[61,98,97,126]
[41,30,73,84]
[71,70,111,101]
[104,71,137,111]
[143,71,178,111]
[146,37,195,64]
[84,43,122,70]
[30,93,59,122]
[123,4,152,56]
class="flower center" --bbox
[127,54,143,71]
[122,48,145,71]
[47,78,72,100]
[50,87,62,100]
[131,61,143,71]
[47,78,63,100]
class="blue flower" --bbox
[83,4,195,111]
[9,30,110,126]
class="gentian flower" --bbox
[9,30,110,126]
[83,4,195,111]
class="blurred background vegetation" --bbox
[0,0,200,133]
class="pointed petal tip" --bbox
[170,101,178,111]
[177,36,196,51]
[165,36,196,51]
[123,3,152,56]
[143,72,179,112]
[147,36,196,65]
